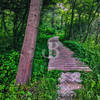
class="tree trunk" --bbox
[95,32,99,44]
[14,8,28,50]
[95,25,100,44]
[78,13,82,40]
[13,14,18,49]
[61,14,63,30]
[2,12,9,36]
[68,0,76,40]
[64,17,67,38]
[51,8,55,28]
[82,24,90,43]
[16,0,41,85]
[82,2,100,43]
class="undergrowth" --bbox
[0,34,100,100]
[0,34,61,100]
[62,40,100,100]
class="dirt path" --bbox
[48,36,92,100]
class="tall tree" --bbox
[68,0,76,40]
[61,14,63,29]
[51,7,55,28]
[78,12,82,40]
[16,0,41,85]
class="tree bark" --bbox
[95,24,100,44]
[61,14,63,30]
[64,17,67,38]
[16,0,41,85]
[78,13,82,40]
[51,8,55,28]
[13,14,18,49]
[95,32,99,44]
[68,0,76,40]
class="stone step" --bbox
[48,67,92,72]
[48,36,92,100]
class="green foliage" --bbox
[0,51,19,99]
[63,41,95,65]
[0,0,100,99]
[62,40,100,100]
[75,72,100,100]
[39,24,55,34]
[1,70,60,100]
[0,34,61,100]
[39,23,63,35]
[1,33,100,100]
[0,52,19,83]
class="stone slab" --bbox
[48,36,92,72]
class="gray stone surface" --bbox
[48,36,92,72]
[58,72,82,100]
[47,37,92,100]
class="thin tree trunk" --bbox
[95,25,100,44]
[13,14,18,49]
[2,12,9,35]
[51,8,55,28]
[16,0,41,85]
[82,24,90,43]
[68,0,76,40]
[78,13,82,40]
[64,17,67,38]
[61,14,63,30]
[82,2,100,42]
[95,32,99,44]
[16,8,28,50]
